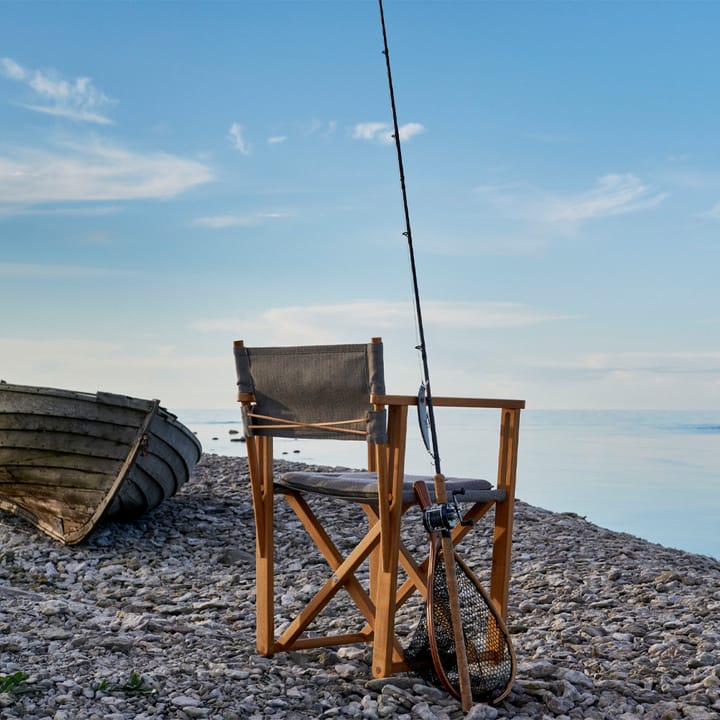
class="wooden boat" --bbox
[0,381,202,544]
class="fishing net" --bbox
[404,551,515,704]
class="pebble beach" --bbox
[1,453,719,720]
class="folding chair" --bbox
[233,337,523,680]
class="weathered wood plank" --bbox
[0,448,126,472]
[2,485,103,522]
[0,390,149,427]
[0,465,115,490]
[0,429,133,459]
[0,413,140,443]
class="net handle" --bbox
[414,479,473,710]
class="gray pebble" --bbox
[1,454,719,719]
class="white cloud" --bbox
[397,122,425,142]
[353,122,388,141]
[539,174,668,223]
[228,122,251,155]
[352,121,425,144]
[0,140,213,206]
[1,56,115,125]
[189,300,566,403]
[267,135,287,145]
[306,119,336,137]
[699,202,720,220]
[526,350,720,409]
[22,102,113,125]
[1,57,26,80]
[423,301,570,329]
[0,203,121,218]
[194,212,288,228]
[568,351,720,375]
[0,337,226,408]
[474,173,668,225]
[191,300,563,339]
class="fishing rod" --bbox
[378,0,442,477]
[377,1,476,712]
[377,9,517,709]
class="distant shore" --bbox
[1,453,719,720]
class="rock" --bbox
[0,454,719,720]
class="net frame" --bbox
[405,493,516,704]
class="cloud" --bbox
[228,122,251,155]
[474,173,668,225]
[422,301,571,329]
[1,56,115,125]
[0,140,213,206]
[191,300,564,339]
[353,122,388,141]
[194,212,288,228]
[306,119,336,137]
[699,202,720,220]
[267,135,287,145]
[189,300,564,401]
[1,57,25,80]
[397,123,425,142]
[539,174,668,223]
[0,337,226,407]
[570,351,720,375]
[0,204,121,218]
[352,121,425,144]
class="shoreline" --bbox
[1,453,719,719]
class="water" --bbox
[179,408,719,560]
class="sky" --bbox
[1,0,719,411]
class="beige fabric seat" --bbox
[234,337,523,679]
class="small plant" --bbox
[96,671,156,696]
[0,672,29,694]
[121,671,153,695]
[0,670,42,695]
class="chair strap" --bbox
[246,411,369,437]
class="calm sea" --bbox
[178,408,719,560]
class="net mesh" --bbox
[404,553,514,703]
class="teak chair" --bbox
[233,338,524,680]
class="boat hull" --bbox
[0,382,202,544]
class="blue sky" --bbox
[1,0,719,410]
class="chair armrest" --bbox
[371,394,525,410]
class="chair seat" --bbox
[277,470,505,505]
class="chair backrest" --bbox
[234,340,387,443]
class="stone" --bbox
[0,454,718,720]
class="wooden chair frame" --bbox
[236,341,523,680]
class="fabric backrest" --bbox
[234,341,387,443]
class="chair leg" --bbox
[490,408,520,620]
[371,404,407,678]
[246,435,276,655]
[371,532,402,677]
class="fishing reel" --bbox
[421,489,475,534]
